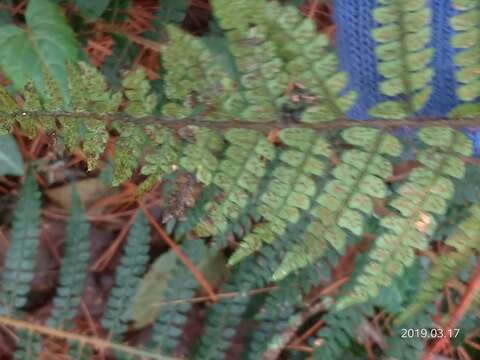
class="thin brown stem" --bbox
[6,111,480,134]
[0,316,178,360]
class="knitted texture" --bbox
[334,0,480,154]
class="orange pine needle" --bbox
[139,201,219,303]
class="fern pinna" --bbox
[0,0,479,359]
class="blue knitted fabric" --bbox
[334,0,480,155]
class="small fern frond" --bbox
[65,62,121,170]
[449,0,480,117]
[195,238,289,360]
[369,0,434,118]
[211,0,290,122]
[338,127,473,309]
[178,126,224,186]
[243,275,304,360]
[395,203,480,324]
[138,125,183,193]
[47,186,91,330]
[194,129,275,237]
[385,309,434,360]
[311,304,374,359]
[68,342,93,360]
[112,69,158,186]
[148,241,210,355]
[0,86,18,134]
[101,210,151,339]
[275,127,403,280]
[161,25,233,120]
[13,329,41,360]
[122,68,158,117]
[14,188,90,360]
[112,123,150,187]
[264,1,357,122]
[0,167,41,313]
[194,258,257,360]
[229,128,331,264]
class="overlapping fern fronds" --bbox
[369,0,434,118]
[0,0,479,359]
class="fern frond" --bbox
[385,309,434,360]
[65,62,121,170]
[122,68,158,117]
[209,0,289,121]
[112,122,150,187]
[229,128,331,264]
[396,203,480,323]
[263,1,357,122]
[0,0,78,106]
[0,167,41,313]
[12,62,122,169]
[274,127,403,280]
[112,69,158,186]
[369,0,434,118]
[0,86,18,134]
[338,126,473,309]
[161,25,233,119]
[193,129,275,237]
[13,329,41,360]
[449,0,480,117]
[194,258,258,360]
[101,210,151,339]
[243,274,304,360]
[138,125,182,193]
[47,187,90,330]
[178,126,224,185]
[195,238,289,360]
[311,304,374,359]
[148,241,210,355]
[68,342,93,360]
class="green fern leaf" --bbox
[68,342,93,360]
[161,25,233,119]
[338,127,473,309]
[210,0,290,121]
[229,128,331,264]
[112,123,149,187]
[148,241,212,355]
[0,0,78,106]
[449,0,480,117]
[194,129,275,237]
[112,69,158,186]
[243,276,303,360]
[122,68,157,116]
[13,330,42,360]
[0,86,18,134]
[47,186,91,329]
[274,127,402,280]
[178,126,224,185]
[195,238,290,360]
[385,310,434,360]
[369,0,434,118]
[139,125,182,192]
[14,62,121,168]
[396,203,480,323]
[101,210,151,339]
[0,167,41,313]
[263,1,357,122]
[311,304,374,359]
